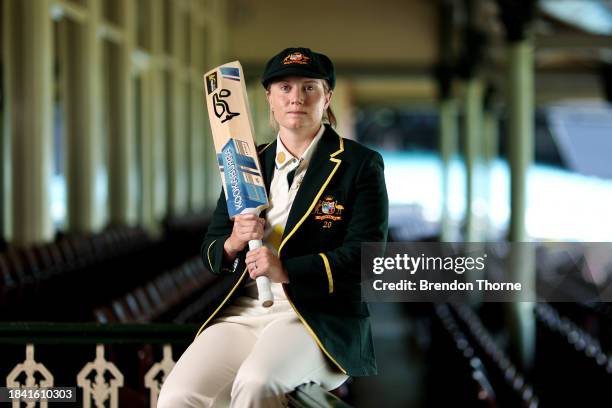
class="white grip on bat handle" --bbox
[249,239,274,307]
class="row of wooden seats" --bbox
[0,227,151,320]
[162,214,212,266]
[93,256,216,323]
[430,303,498,407]
[1,228,149,282]
[537,303,610,369]
[535,303,612,407]
[430,303,539,407]
[453,304,539,408]
[552,301,612,352]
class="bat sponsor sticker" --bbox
[219,139,267,217]
[220,67,241,81]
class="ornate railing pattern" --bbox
[1,323,194,408]
[1,322,349,408]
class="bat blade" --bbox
[203,61,269,218]
[203,61,275,308]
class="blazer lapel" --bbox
[258,140,276,191]
[280,126,344,254]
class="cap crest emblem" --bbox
[282,52,310,65]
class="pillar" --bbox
[188,8,207,213]
[482,86,499,240]
[3,0,54,244]
[167,1,189,217]
[505,39,536,372]
[498,0,538,373]
[108,0,137,226]
[463,77,485,242]
[202,0,227,208]
[63,0,106,234]
[436,0,460,243]
[439,99,459,242]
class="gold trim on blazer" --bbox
[282,285,348,374]
[206,239,217,272]
[279,133,347,374]
[258,142,274,154]
[196,141,274,338]
[195,268,248,338]
[319,253,334,294]
[197,133,349,374]
[278,135,344,255]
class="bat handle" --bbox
[249,239,274,307]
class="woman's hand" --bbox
[245,246,289,284]
[223,214,265,260]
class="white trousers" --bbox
[157,293,348,408]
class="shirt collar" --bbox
[274,125,325,171]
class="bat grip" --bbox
[249,239,274,307]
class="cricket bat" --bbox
[203,61,273,307]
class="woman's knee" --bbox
[157,386,212,408]
[231,364,288,402]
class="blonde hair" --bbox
[267,80,336,131]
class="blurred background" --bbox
[1,0,612,407]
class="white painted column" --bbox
[506,39,536,372]
[167,1,189,217]
[108,0,137,226]
[188,11,207,213]
[203,0,227,208]
[439,98,459,242]
[3,0,54,244]
[463,77,485,243]
[63,0,106,233]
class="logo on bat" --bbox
[206,73,218,94]
[213,89,241,123]
[282,52,310,65]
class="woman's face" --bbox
[266,77,332,132]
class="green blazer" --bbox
[198,125,389,377]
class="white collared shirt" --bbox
[244,125,325,299]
